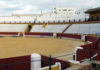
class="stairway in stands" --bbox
[42,23,47,28]
[25,24,33,32]
[62,24,72,33]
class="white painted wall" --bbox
[0,24,28,32]
[65,23,100,35]
[31,24,69,33]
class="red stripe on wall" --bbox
[0,32,18,35]
[85,36,97,42]
[57,33,81,39]
[25,32,53,36]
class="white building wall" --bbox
[53,7,76,15]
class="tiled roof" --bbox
[85,7,100,13]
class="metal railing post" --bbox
[49,55,52,70]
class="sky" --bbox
[0,0,100,16]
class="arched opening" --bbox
[28,25,32,32]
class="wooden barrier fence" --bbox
[0,54,70,70]
[57,33,81,39]
[41,55,70,70]
[24,32,53,37]
[0,55,31,70]
[0,32,19,36]
[76,36,100,61]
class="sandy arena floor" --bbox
[0,37,85,60]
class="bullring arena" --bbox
[0,23,100,70]
[0,36,84,60]
[0,7,100,70]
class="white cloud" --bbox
[0,0,20,8]
[0,1,6,7]
[13,5,40,14]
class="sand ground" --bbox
[0,37,84,60]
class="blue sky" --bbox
[0,0,100,16]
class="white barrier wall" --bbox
[0,24,28,32]
[31,24,100,34]
[75,46,83,61]
[81,34,86,41]
[31,24,69,33]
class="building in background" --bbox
[53,6,76,15]
[0,6,89,23]
[85,7,100,21]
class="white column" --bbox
[81,34,86,41]
[75,46,83,61]
[53,33,57,38]
[55,62,61,70]
[31,53,41,70]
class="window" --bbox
[68,9,71,11]
[54,8,56,10]
[63,9,67,11]
[59,10,61,11]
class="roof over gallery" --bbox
[85,7,100,13]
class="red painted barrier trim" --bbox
[0,32,19,36]
[57,33,81,39]
[25,32,53,36]
[25,32,81,40]
[85,36,98,42]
